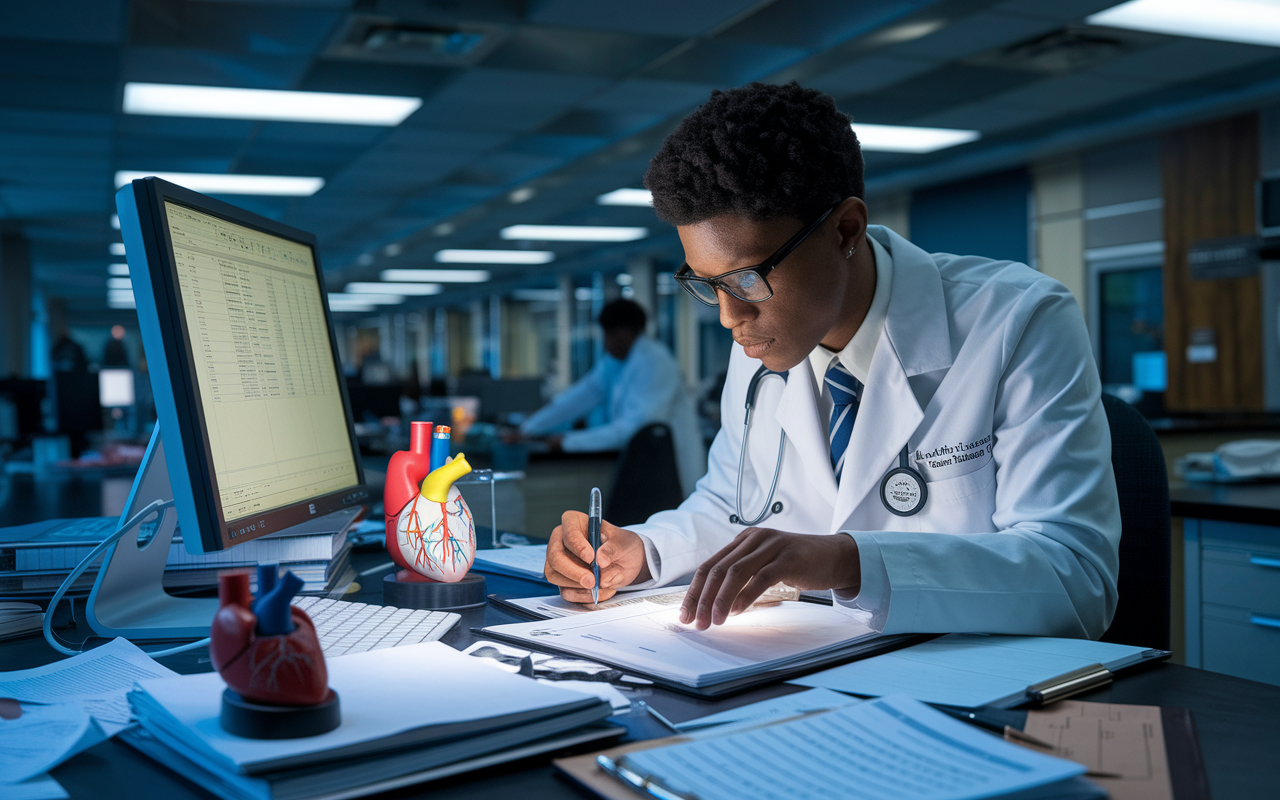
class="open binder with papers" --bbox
[480,600,922,697]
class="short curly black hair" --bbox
[644,82,863,226]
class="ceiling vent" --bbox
[967,25,1160,75]
[326,16,508,66]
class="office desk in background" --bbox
[1172,481,1280,687]
[1,544,1278,800]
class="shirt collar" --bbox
[807,233,893,386]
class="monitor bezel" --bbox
[118,177,368,554]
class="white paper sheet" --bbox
[622,694,1086,800]
[792,634,1150,708]
[536,679,630,711]
[676,687,860,734]
[0,638,177,732]
[0,702,108,784]
[504,586,688,618]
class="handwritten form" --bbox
[621,694,1085,800]
[1019,701,1173,800]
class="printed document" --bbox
[0,702,108,784]
[621,694,1086,800]
[0,638,177,732]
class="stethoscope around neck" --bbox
[729,365,928,526]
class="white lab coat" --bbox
[628,226,1121,639]
[521,336,707,496]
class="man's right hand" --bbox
[544,510,650,604]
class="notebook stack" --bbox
[0,516,355,597]
[123,642,618,800]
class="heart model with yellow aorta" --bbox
[394,454,475,582]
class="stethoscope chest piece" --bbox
[880,449,927,517]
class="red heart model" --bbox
[385,421,434,571]
[210,572,330,707]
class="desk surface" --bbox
[1170,479,1280,526]
[2,566,1276,800]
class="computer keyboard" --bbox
[293,596,460,658]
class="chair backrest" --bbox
[1099,393,1171,650]
[606,423,685,527]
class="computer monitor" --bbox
[88,177,369,640]
[98,368,135,408]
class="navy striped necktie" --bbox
[825,361,862,482]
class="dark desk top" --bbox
[3,560,1276,800]
[1171,480,1280,526]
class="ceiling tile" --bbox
[297,60,459,98]
[131,1,344,56]
[505,134,608,158]
[430,68,609,108]
[891,11,1063,61]
[839,64,1038,125]
[482,26,681,79]
[0,2,126,44]
[990,72,1153,113]
[992,0,1121,23]
[580,78,717,114]
[810,53,939,98]
[526,0,763,38]
[538,108,662,137]
[123,47,312,89]
[722,0,924,49]
[1095,39,1280,85]
[643,39,807,84]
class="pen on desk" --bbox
[589,487,602,606]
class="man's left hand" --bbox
[678,529,861,630]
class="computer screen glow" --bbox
[164,201,359,525]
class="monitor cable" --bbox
[43,499,212,658]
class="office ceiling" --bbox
[6,0,1280,316]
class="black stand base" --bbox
[383,570,487,611]
[220,689,341,739]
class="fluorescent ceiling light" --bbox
[111,214,120,229]
[123,83,422,126]
[434,249,554,265]
[1088,0,1280,47]
[108,297,136,310]
[108,263,129,276]
[381,269,491,283]
[114,171,324,196]
[851,123,980,153]
[597,188,653,206]
[345,282,443,296]
[500,225,649,242]
[107,277,132,290]
[328,292,404,305]
[109,243,126,256]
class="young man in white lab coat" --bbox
[543,83,1121,640]
[519,299,706,496]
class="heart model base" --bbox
[210,568,340,738]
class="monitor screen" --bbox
[162,200,361,528]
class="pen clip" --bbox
[1025,663,1112,706]
[597,755,700,800]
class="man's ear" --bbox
[834,197,868,256]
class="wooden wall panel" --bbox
[1163,115,1263,411]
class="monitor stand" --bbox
[85,427,218,640]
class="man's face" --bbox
[603,326,640,360]
[675,199,867,372]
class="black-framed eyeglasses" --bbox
[673,201,839,306]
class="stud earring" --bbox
[846,246,857,259]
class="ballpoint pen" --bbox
[589,487,602,606]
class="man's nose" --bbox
[718,290,755,329]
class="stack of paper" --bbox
[0,602,42,641]
[483,601,914,693]
[123,642,616,800]
[470,544,550,581]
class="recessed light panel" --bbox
[345,282,443,296]
[500,225,649,242]
[434,250,553,265]
[851,123,980,153]
[109,243,126,256]
[1088,0,1280,47]
[124,83,423,125]
[381,269,491,282]
[114,171,324,196]
[597,189,653,206]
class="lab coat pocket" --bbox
[917,460,997,533]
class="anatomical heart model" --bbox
[394,454,476,582]
[210,567,331,707]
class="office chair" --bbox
[606,423,686,527]
[1099,393,1171,651]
